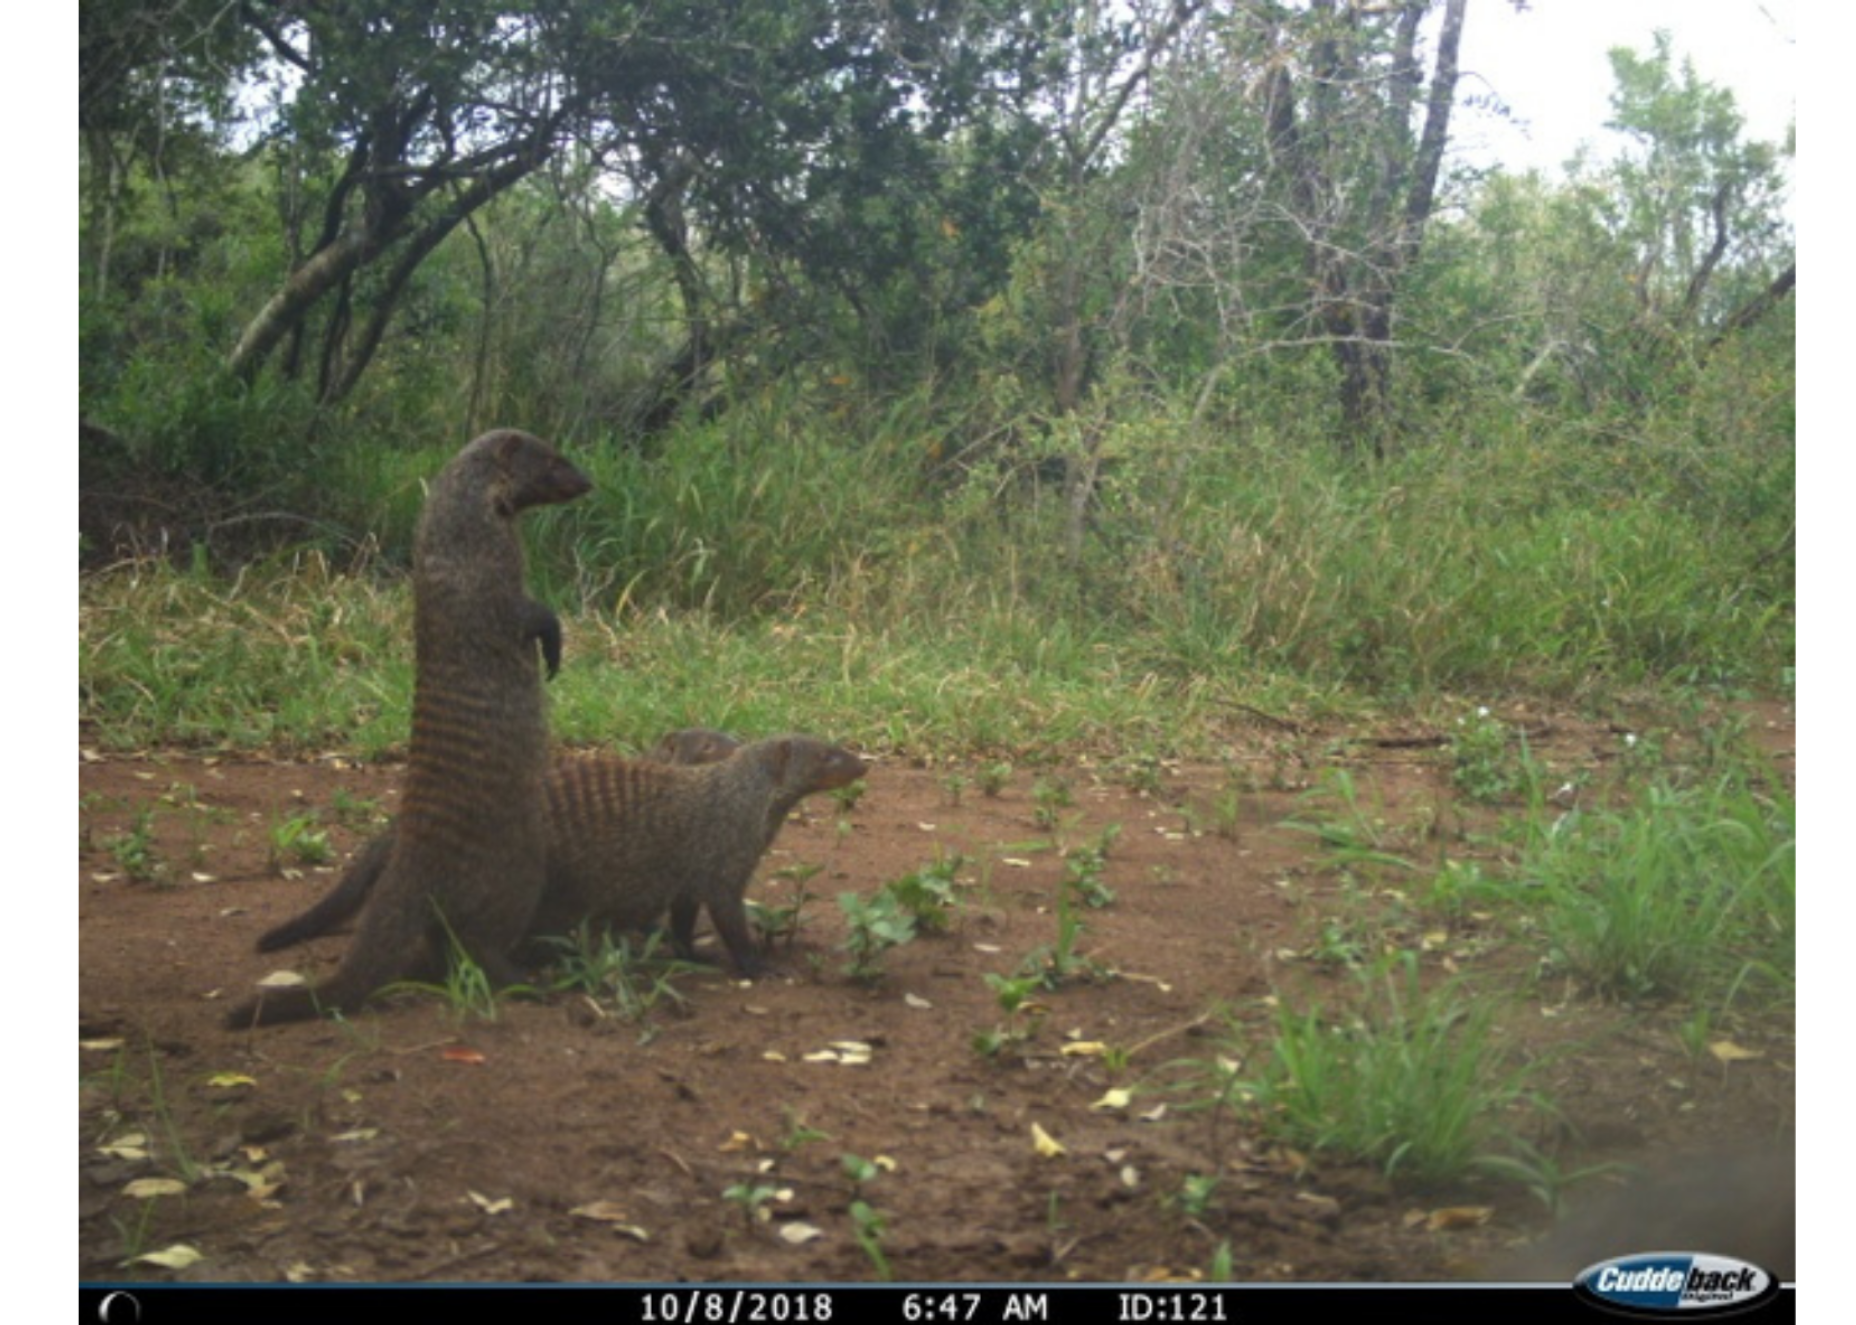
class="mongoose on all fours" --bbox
[257,735,866,979]
[533,735,867,977]
[226,429,591,1028]
[252,727,742,955]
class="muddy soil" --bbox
[78,706,1795,1285]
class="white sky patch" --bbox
[1453,0,1796,175]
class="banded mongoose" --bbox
[227,429,591,1027]
[257,734,863,978]
[254,727,743,954]
[530,735,867,976]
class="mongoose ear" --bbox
[493,430,527,465]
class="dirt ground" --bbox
[78,705,1796,1285]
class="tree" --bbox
[1598,32,1793,370]
[1252,0,1469,456]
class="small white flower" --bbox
[1624,733,1638,747]
[1476,706,1490,719]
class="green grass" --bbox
[1217,955,1548,1185]
[1523,771,1796,1006]
[79,400,1790,759]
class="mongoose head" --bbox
[762,736,868,791]
[468,428,592,517]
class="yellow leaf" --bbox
[1030,1123,1066,1158]
[1427,1205,1494,1231]
[129,1244,203,1270]
[208,1072,257,1089]
[1061,1041,1106,1057]
[1709,1040,1762,1063]
[124,1178,188,1199]
[467,1190,512,1215]
[1091,1088,1134,1112]
[720,1131,758,1153]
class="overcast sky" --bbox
[1451,0,1796,175]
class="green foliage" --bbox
[838,890,917,982]
[106,807,165,884]
[1524,772,1795,1005]
[880,854,966,936]
[1449,708,1543,806]
[1221,956,1548,1185]
[749,863,823,955]
[541,925,694,1024]
[842,1154,894,1281]
[267,811,332,873]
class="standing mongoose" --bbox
[227,429,591,1028]
[254,727,743,954]
[530,735,868,977]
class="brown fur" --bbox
[532,736,867,976]
[646,726,743,766]
[227,430,590,1027]
[254,727,743,955]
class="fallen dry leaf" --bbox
[442,1046,487,1065]
[1427,1205,1494,1231]
[467,1190,512,1215]
[128,1244,203,1270]
[1709,1040,1762,1063]
[98,1134,150,1161]
[124,1178,188,1200]
[1030,1122,1066,1158]
[1090,1088,1133,1112]
[208,1072,258,1089]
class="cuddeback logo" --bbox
[1574,1252,1780,1316]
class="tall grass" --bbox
[79,391,1792,755]
[1521,771,1796,1006]
[1207,955,1547,1186]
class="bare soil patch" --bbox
[78,706,1795,1284]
